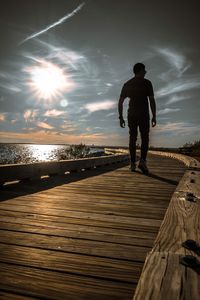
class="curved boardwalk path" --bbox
[0,154,186,299]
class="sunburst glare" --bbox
[25,60,75,100]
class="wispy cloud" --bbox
[20,3,85,44]
[156,77,200,98]
[165,94,190,105]
[44,109,65,117]
[85,100,116,113]
[11,119,18,124]
[153,47,191,77]
[157,108,181,115]
[155,122,200,135]
[106,112,116,117]
[36,122,54,129]
[0,83,21,93]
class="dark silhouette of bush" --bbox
[180,140,200,156]
[58,143,91,160]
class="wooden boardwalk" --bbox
[0,154,186,299]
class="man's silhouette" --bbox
[118,63,156,174]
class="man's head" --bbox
[133,63,146,78]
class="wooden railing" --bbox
[134,151,200,300]
[0,150,129,185]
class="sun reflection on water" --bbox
[27,144,60,162]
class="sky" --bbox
[0,0,200,147]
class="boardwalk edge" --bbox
[134,151,200,300]
[0,149,130,185]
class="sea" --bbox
[0,144,104,165]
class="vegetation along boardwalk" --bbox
[0,154,187,299]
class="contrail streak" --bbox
[20,2,85,45]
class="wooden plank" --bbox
[134,163,200,299]
[0,229,149,261]
[0,243,142,283]
[133,251,200,300]
[0,204,162,229]
[0,209,160,233]
[0,262,135,300]
[152,170,200,254]
[0,199,167,220]
[0,222,154,248]
[0,211,157,240]
[149,150,200,169]
[0,291,35,300]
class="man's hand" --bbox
[152,117,156,127]
[119,117,125,128]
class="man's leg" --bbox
[139,118,150,161]
[138,119,150,174]
[128,119,138,168]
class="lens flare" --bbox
[25,60,75,100]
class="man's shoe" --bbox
[130,162,136,172]
[138,159,149,175]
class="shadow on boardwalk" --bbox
[1,159,178,203]
[0,160,129,202]
[147,172,178,185]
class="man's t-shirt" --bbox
[120,77,154,119]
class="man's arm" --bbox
[118,96,126,128]
[149,96,156,127]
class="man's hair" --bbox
[133,63,145,74]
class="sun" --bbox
[26,60,75,100]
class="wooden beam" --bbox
[133,151,200,300]
[0,153,129,184]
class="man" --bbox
[118,63,156,174]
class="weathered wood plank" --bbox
[133,251,200,300]
[134,159,200,299]
[0,291,35,300]
[0,199,167,220]
[0,262,135,300]
[0,222,154,248]
[0,204,162,228]
[0,243,142,283]
[152,170,200,254]
[0,209,160,233]
[0,211,157,240]
[0,229,149,261]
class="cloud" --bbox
[157,108,181,115]
[85,100,116,112]
[0,82,21,94]
[20,3,85,44]
[0,114,6,121]
[154,122,200,135]
[106,112,116,117]
[0,130,120,146]
[153,47,191,76]
[24,109,38,122]
[165,94,190,105]
[60,121,76,133]
[36,122,54,129]
[156,77,200,98]
[11,119,18,124]
[44,109,65,117]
